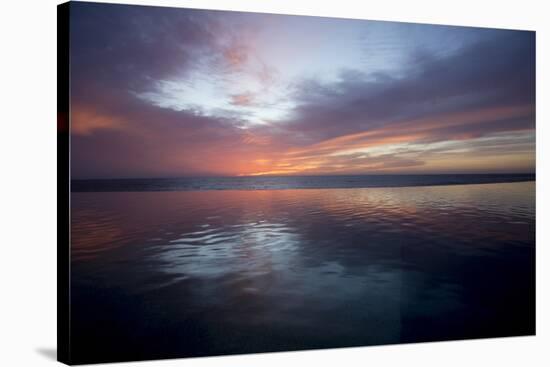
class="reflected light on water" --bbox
[70,181,535,362]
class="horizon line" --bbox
[71,172,536,181]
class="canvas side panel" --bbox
[57,2,71,365]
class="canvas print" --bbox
[58,1,536,365]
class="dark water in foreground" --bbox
[70,181,535,364]
[72,173,535,192]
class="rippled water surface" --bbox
[71,181,535,363]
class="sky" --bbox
[70,2,535,179]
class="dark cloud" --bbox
[70,100,276,178]
[70,3,220,94]
[284,30,535,144]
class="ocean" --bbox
[71,173,535,192]
[70,175,535,364]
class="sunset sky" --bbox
[70,2,535,179]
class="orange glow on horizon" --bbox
[72,103,535,178]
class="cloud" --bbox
[70,3,221,92]
[69,3,535,178]
[223,44,249,69]
[70,106,128,136]
[283,30,535,145]
[230,92,255,106]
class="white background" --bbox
[0,0,548,365]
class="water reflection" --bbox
[155,220,300,279]
[70,182,535,364]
